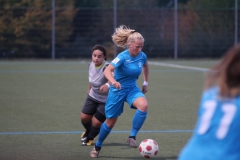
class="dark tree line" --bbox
[0,0,238,58]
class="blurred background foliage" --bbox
[0,0,239,59]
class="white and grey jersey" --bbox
[88,61,109,103]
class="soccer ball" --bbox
[138,139,159,159]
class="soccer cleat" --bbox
[81,130,86,137]
[81,136,87,142]
[90,146,100,158]
[81,130,88,142]
[82,139,94,146]
[127,137,138,148]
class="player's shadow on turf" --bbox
[100,156,178,160]
[101,143,178,160]
[103,142,132,147]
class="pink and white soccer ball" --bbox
[138,139,159,159]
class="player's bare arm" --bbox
[142,62,149,94]
[99,81,110,93]
[104,64,121,90]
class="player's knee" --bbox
[92,120,102,128]
[81,118,88,123]
[139,103,148,112]
[106,118,117,128]
[135,100,148,112]
[81,112,93,123]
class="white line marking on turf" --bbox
[148,61,209,72]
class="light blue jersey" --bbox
[179,86,240,160]
[105,50,147,118]
[110,49,147,93]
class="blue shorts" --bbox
[105,86,145,118]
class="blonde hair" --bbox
[112,25,144,49]
[205,43,240,97]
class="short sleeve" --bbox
[110,53,125,69]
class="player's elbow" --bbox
[104,65,114,77]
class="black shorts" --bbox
[81,95,105,116]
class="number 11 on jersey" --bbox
[197,100,237,139]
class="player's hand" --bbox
[112,81,121,90]
[142,85,148,94]
[99,84,109,93]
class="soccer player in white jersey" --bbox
[80,45,110,146]
[90,25,149,158]
[178,44,240,160]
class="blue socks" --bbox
[95,122,112,147]
[95,110,147,147]
[130,110,147,137]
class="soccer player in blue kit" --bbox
[90,25,149,158]
[178,44,240,160]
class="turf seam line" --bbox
[0,130,193,135]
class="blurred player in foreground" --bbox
[80,45,109,146]
[90,25,149,158]
[178,43,240,160]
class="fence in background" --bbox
[0,0,239,59]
